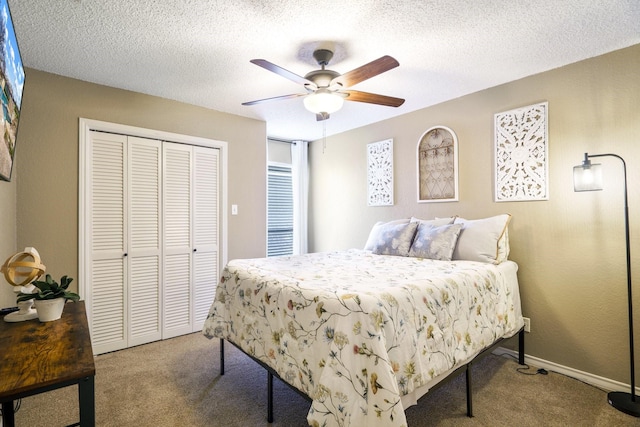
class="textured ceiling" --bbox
[8,0,640,141]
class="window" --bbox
[267,138,308,256]
[267,164,293,256]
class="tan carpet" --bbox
[12,332,639,426]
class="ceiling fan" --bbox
[242,49,405,121]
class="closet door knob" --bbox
[123,253,128,257]
[193,248,197,252]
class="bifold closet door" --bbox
[88,132,162,354]
[86,127,221,352]
[193,146,219,330]
[127,136,162,347]
[163,143,220,337]
[163,142,194,338]
[89,132,127,354]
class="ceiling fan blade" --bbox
[316,112,330,121]
[242,93,306,106]
[250,59,317,89]
[331,55,399,88]
[343,90,405,107]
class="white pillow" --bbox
[409,223,464,261]
[366,221,418,256]
[452,214,511,264]
[497,227,510,263]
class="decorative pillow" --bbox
[409,223,463,261]
[410,216,456,226]
[452,214,512,264]
[367,221,418,256]
[364,219,410,250]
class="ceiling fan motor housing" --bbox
[304,69,340,90]
[313,49,334,66]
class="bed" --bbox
[203,214,524,426]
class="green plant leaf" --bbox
[28,274,78,301]
[60,275,73,290]
[17,292,35,302]
[65,292,80,302]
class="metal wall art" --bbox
[417,126,458,203]
[367,139,394,206]
[494,102,549,201]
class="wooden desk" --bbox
[0,301,95,426]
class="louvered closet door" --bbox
[82,120,225,354]
[193,146,219,330]
[89,131,127,354]
[127,137,162,347]
[163,142,194,338]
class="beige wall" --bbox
[0,173,17,305]
[309,44,640,385]
[0,68,267,307]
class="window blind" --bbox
[267,165,293,256]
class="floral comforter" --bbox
[203,249,523,427]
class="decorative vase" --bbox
[34,298,66,322]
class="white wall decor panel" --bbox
[367,139,394,206]
[494,102,549,201]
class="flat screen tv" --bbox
[0,0,24,182]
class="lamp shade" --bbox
[573,162,603,192]
[303,90,344,114]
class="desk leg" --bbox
[78,376,95,426]
[2,401,15,427]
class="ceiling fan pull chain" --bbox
[323,121,327,154]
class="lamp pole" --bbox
[582,153,638,415]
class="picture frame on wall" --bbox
[0,0,25,182]
[417,126,458,203]
[367,139,394,206]
[494,102,549,202]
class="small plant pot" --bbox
[34,298,66,322]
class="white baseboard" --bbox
[493,346,640,395]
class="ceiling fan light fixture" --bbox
[303,89,344,115]
[243,51,404,116]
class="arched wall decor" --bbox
[417,126,458,203]
[494,102,549,202]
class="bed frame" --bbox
[218,327,525,423]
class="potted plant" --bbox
[17,274,80,322]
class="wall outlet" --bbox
[523,317,531,333]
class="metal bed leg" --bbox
[518,328,525,365]
[466,363,473,417]
[220,339,225,375]
[267,371,274,423]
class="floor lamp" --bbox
[573,152,640,417]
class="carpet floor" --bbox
[12,332,640,426]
